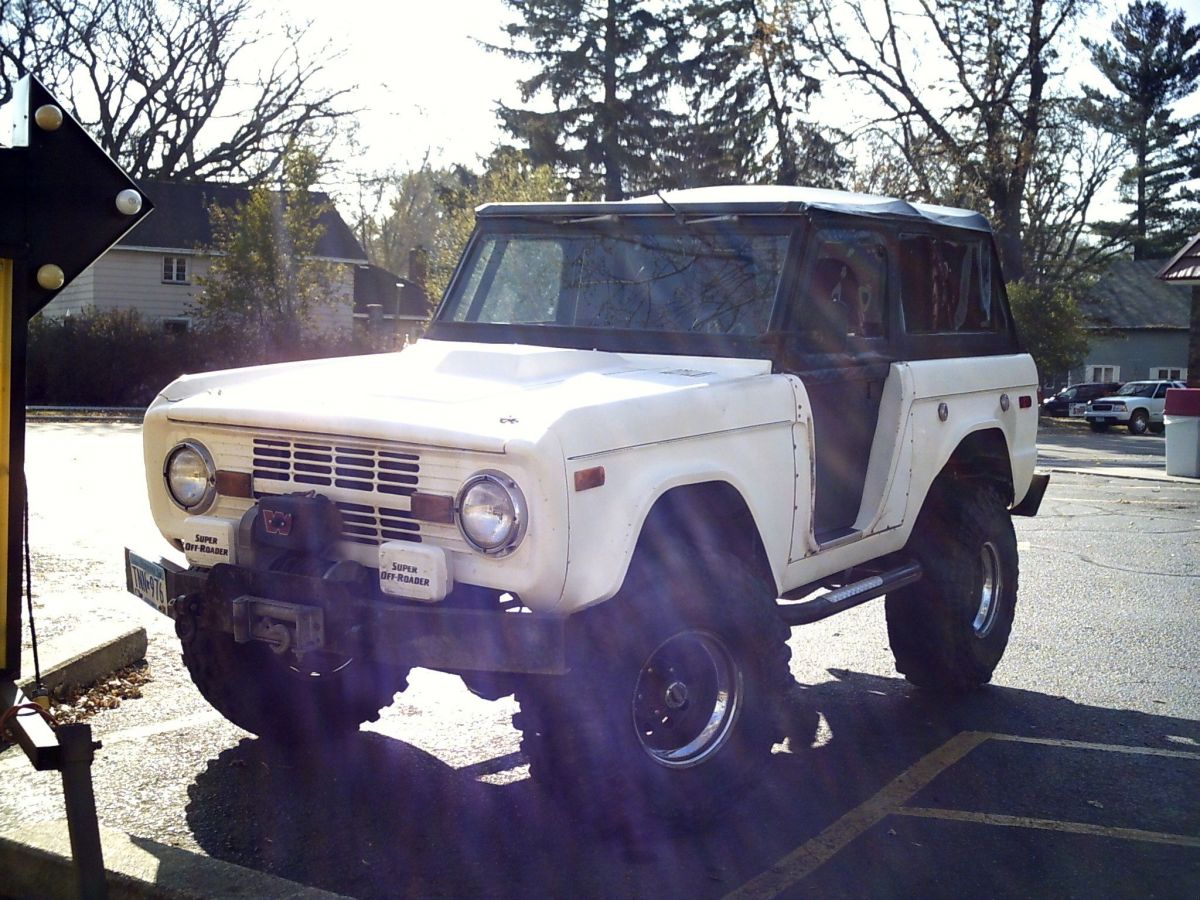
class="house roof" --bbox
[1156,233,1200,284]
[119,179,367,262]
[1080,259,1192,330]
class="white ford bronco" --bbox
[127,186,1048,824]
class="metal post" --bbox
[57,724,108,900]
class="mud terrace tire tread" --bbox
[514,549,792,829]
[179,618,407,743]
[885,483,1018,691]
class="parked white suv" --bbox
[126,186,1048,826]
[1084,380,1185,435]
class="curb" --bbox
[0,820,351,899]
[1047,465,1200,485]
[18,621,148,697]
[26,408,144,423]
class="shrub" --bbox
[26,308,382,407]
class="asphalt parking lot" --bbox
[2,418,1198,898]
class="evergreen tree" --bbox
[679,0,847,187]
[1082,1,1200,259]
[491,0,685,200]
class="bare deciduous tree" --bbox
[1,0,351,184]
[1022,99,1126,286]
[814,0,1088,281]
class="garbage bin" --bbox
[1164,387,1200,477]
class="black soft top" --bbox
[476,185,994,235]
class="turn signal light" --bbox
[215,470,252,499]
[410,492,455,524]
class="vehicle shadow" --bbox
[185,671,1200,899]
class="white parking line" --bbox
[988,732,1200,761]
[895,806,1200,849]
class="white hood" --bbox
[158,340,773,453]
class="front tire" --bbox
[514,549,791,827]
[1088,420,1109,432]
[1128,410,1150,435]
[885,484,1018,691]
[179,617,407,744]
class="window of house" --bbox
[163,255,189,284]
[898,234,1001,335]
[163,317,190,335]
[1087,364,1119,382]
[1150,367,1185,381]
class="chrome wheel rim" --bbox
[632,630,742,769]
[973,541,1002,637]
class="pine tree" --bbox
[491,0,685,200]
[678,0,846,187]
[1082,1,1200,259]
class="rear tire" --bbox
[514,549,791,828]
[885,484,1017,691]
[179,616,407,744]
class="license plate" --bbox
[1069,403,1087,417]
[126,549,169,615]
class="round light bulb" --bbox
[115,189,143,216]
[34,104,63,131]
[36,264,66,290]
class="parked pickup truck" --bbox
[1085,380,1185,434]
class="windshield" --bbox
[1116,382,1156,397]
[439,220,792,336]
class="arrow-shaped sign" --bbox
[0,74,155,317]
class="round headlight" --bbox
[164,441,216,512]
[456,471,527,555]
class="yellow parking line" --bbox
[895,806,1200,848]
[727,730,1200,899]
[725,731,992,900]
[985,732,1200,760]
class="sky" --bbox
[270,0,530,179]
[261,0,1200,202]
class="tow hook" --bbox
[260,620,293,655]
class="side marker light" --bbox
[574,466,606,492]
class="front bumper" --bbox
[1084,411,1128,424]
[125,550,568,675]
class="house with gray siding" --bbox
[42,180,424,335]
[1067,259,1190,387]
